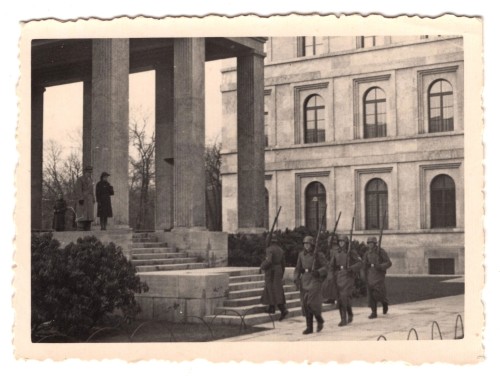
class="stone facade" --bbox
[221,36,465,275]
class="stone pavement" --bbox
[216,294,464,341]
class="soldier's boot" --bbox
[303,313,314,335]
[315,314,325,332]
[382,302,389,315]
[338,306,347,327]
[368,306,378,319]
[346,306,354,324]
[278,304,289,321]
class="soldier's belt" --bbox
[334,266,347,271]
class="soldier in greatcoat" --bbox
[75,166,95,231]
[52,194,67,231]
[332,235,363,326]
[95,172,114,231]
[294,235,328,335]
[260,233,289,321]
[322,234,339,304]
[362,236,392,318]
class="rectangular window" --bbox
[428,258,455,275]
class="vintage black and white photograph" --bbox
[15,15,484,363]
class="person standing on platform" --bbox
[332,235,363,326]
[75,166,95,231]
[363,236,392,319]
[52,194,67,231]
[294,235,328,335]
[260,233,289,321]
[95,172,114,231]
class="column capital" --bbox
[237,50,266,59]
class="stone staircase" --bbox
[206,268,336,326]
[131,232,207,272]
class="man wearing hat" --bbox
[96,172,114,231]
[332,235,363,326]
[260,233,288,321]
[75,166,95,231]
[362,237,392,319]
[294,235,328,334]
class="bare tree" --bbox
[129,111,155,230]
[205,142,222,231]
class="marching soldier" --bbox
[363,237,392,318]
[294,236,328,335]
[322,234,339,304]
[260,233,289,321]
[332,235,363,326]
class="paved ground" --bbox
[217,294,464,341]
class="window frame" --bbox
[305,181,327,232]
[428,79,454,133]
[303,94,326,144]
[430,174,457,228]
[365,178,389,230]
[363,87,387,139]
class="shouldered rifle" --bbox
[328,211,342,249]
[265,206,282,248]
[312,204,327,270]
[347,210,355,269]
[378,210,387,256]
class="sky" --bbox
[43,59,223,159]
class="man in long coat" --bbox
[322,234,339,304]
[363,236,392,318]
[260,233,288,321]
[95,171,114,230]
[75,166,95,231]
[332,235,363,326]
[294,235,328,334]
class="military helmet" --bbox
[270,233,278,242]
[338,235,349,243]
[303,235,315,245]
[367,236,377,244]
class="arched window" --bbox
[264,188,270,230]
[304,94,325,143]
[298,37,323,57]
[430,174,456,228]
[365,178,388,230]
[363,87,387,139]
[428,79,454,133]
[305,182,327,232]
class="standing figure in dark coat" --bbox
[322,234,339,304]
[75,166,95,231]
[363,236,392,319]
[53,194,67,231]
[294,235,328,335]
[332,235,363,326]
[95,172,114,231]
[260,233,289,321]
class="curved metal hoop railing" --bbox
[35,333,74,343]
[454,314,464,339]
[431,321,443,340]
[407,328,419,340]
[242,306,276,329]
[186,315,215,341]
[208,308,246,334]
[377,335,387,341]
[129,320,177,342]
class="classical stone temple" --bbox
[31,37,267,234]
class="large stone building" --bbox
[220,36,464,275]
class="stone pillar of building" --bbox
[236,52,266,232]
[91,39,130,227]
[82,80,92,168]
[31,84,45,230]
[155,56,175,230]
[172,38,206,229]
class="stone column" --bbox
[155,56,175,230]
[31,84,45,230]
[173,38,206,229]
[91,39,130,227]
[236,52,266,232]
[82,80,92,168]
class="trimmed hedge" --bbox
[31,232,149,341]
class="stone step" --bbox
[136,263,207,272]
[130,247,175,254]
[131,252,187,260]
[131,242,170,249]
[228,284,296,299]
[132,232,157,238]
[227,268,262,277]
[131,257,198,266]
[229,280,265,292]
[215,298,303,316]
[207,304,336,327]
[223,290,301,307]
[229,274,265,283]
